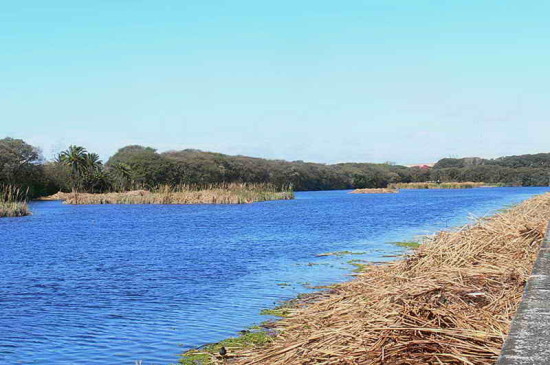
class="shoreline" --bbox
[180,192,550,364]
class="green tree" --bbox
[85,153,102,172]
[107,145,174,188]
[108,162,133,191]
[0,137,48,196]
[57,145,88,194]
[0,137,42,184]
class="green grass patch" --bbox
[260,307,292,317]
[180,352,214,365]
[180,331,273,364]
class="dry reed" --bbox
[0,184,30,217]
[36,191,72,201]
[350,188,399,194]
[223,193,550,364]
[46,183,294,205]
[390,182,487,189]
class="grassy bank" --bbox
[390,181,489,189]
[350,188,399,194]
[195,193,550,364]
[0,185,30,218]
[42,184,294,205]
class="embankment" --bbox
[199,193,550,364]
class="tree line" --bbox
[431,155,550,186]
[0,137,548,198]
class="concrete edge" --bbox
[496,222,550,365]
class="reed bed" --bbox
[0,185,30,217]
[54,184,294,205]
[36,191,72,201]
[221,193,550,365]
[390,182,488,189]
[350,188,399,194]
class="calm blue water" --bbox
[1,187,549,364]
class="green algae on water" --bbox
[348,260,369,273]
[391,241,421,248]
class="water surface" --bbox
[1,187,549,364]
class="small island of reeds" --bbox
[390,181,489,189]
[350,188,399,194]
[0,185,30,218]
[42,183,294,205]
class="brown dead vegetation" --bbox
[350,188,399,194]
[228,193,550,364]
[39,184,294,205]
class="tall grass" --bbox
[390,181,488,189]
[61,183,294,205]
[0,185,31,217]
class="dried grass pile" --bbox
[229,193,550,364]
[350,188,399,194]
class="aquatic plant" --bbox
[0,185,30,218]
[390,241,421,248]
[347,259,369,273]
[225,192,550,364]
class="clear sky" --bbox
[1,1,548,164]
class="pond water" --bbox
[1,187,549,364]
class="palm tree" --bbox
[85,153,102,172]
[87,169,111,193]
[82,153,107,192]
[58,145,88,197]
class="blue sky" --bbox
[1,1,548,164]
